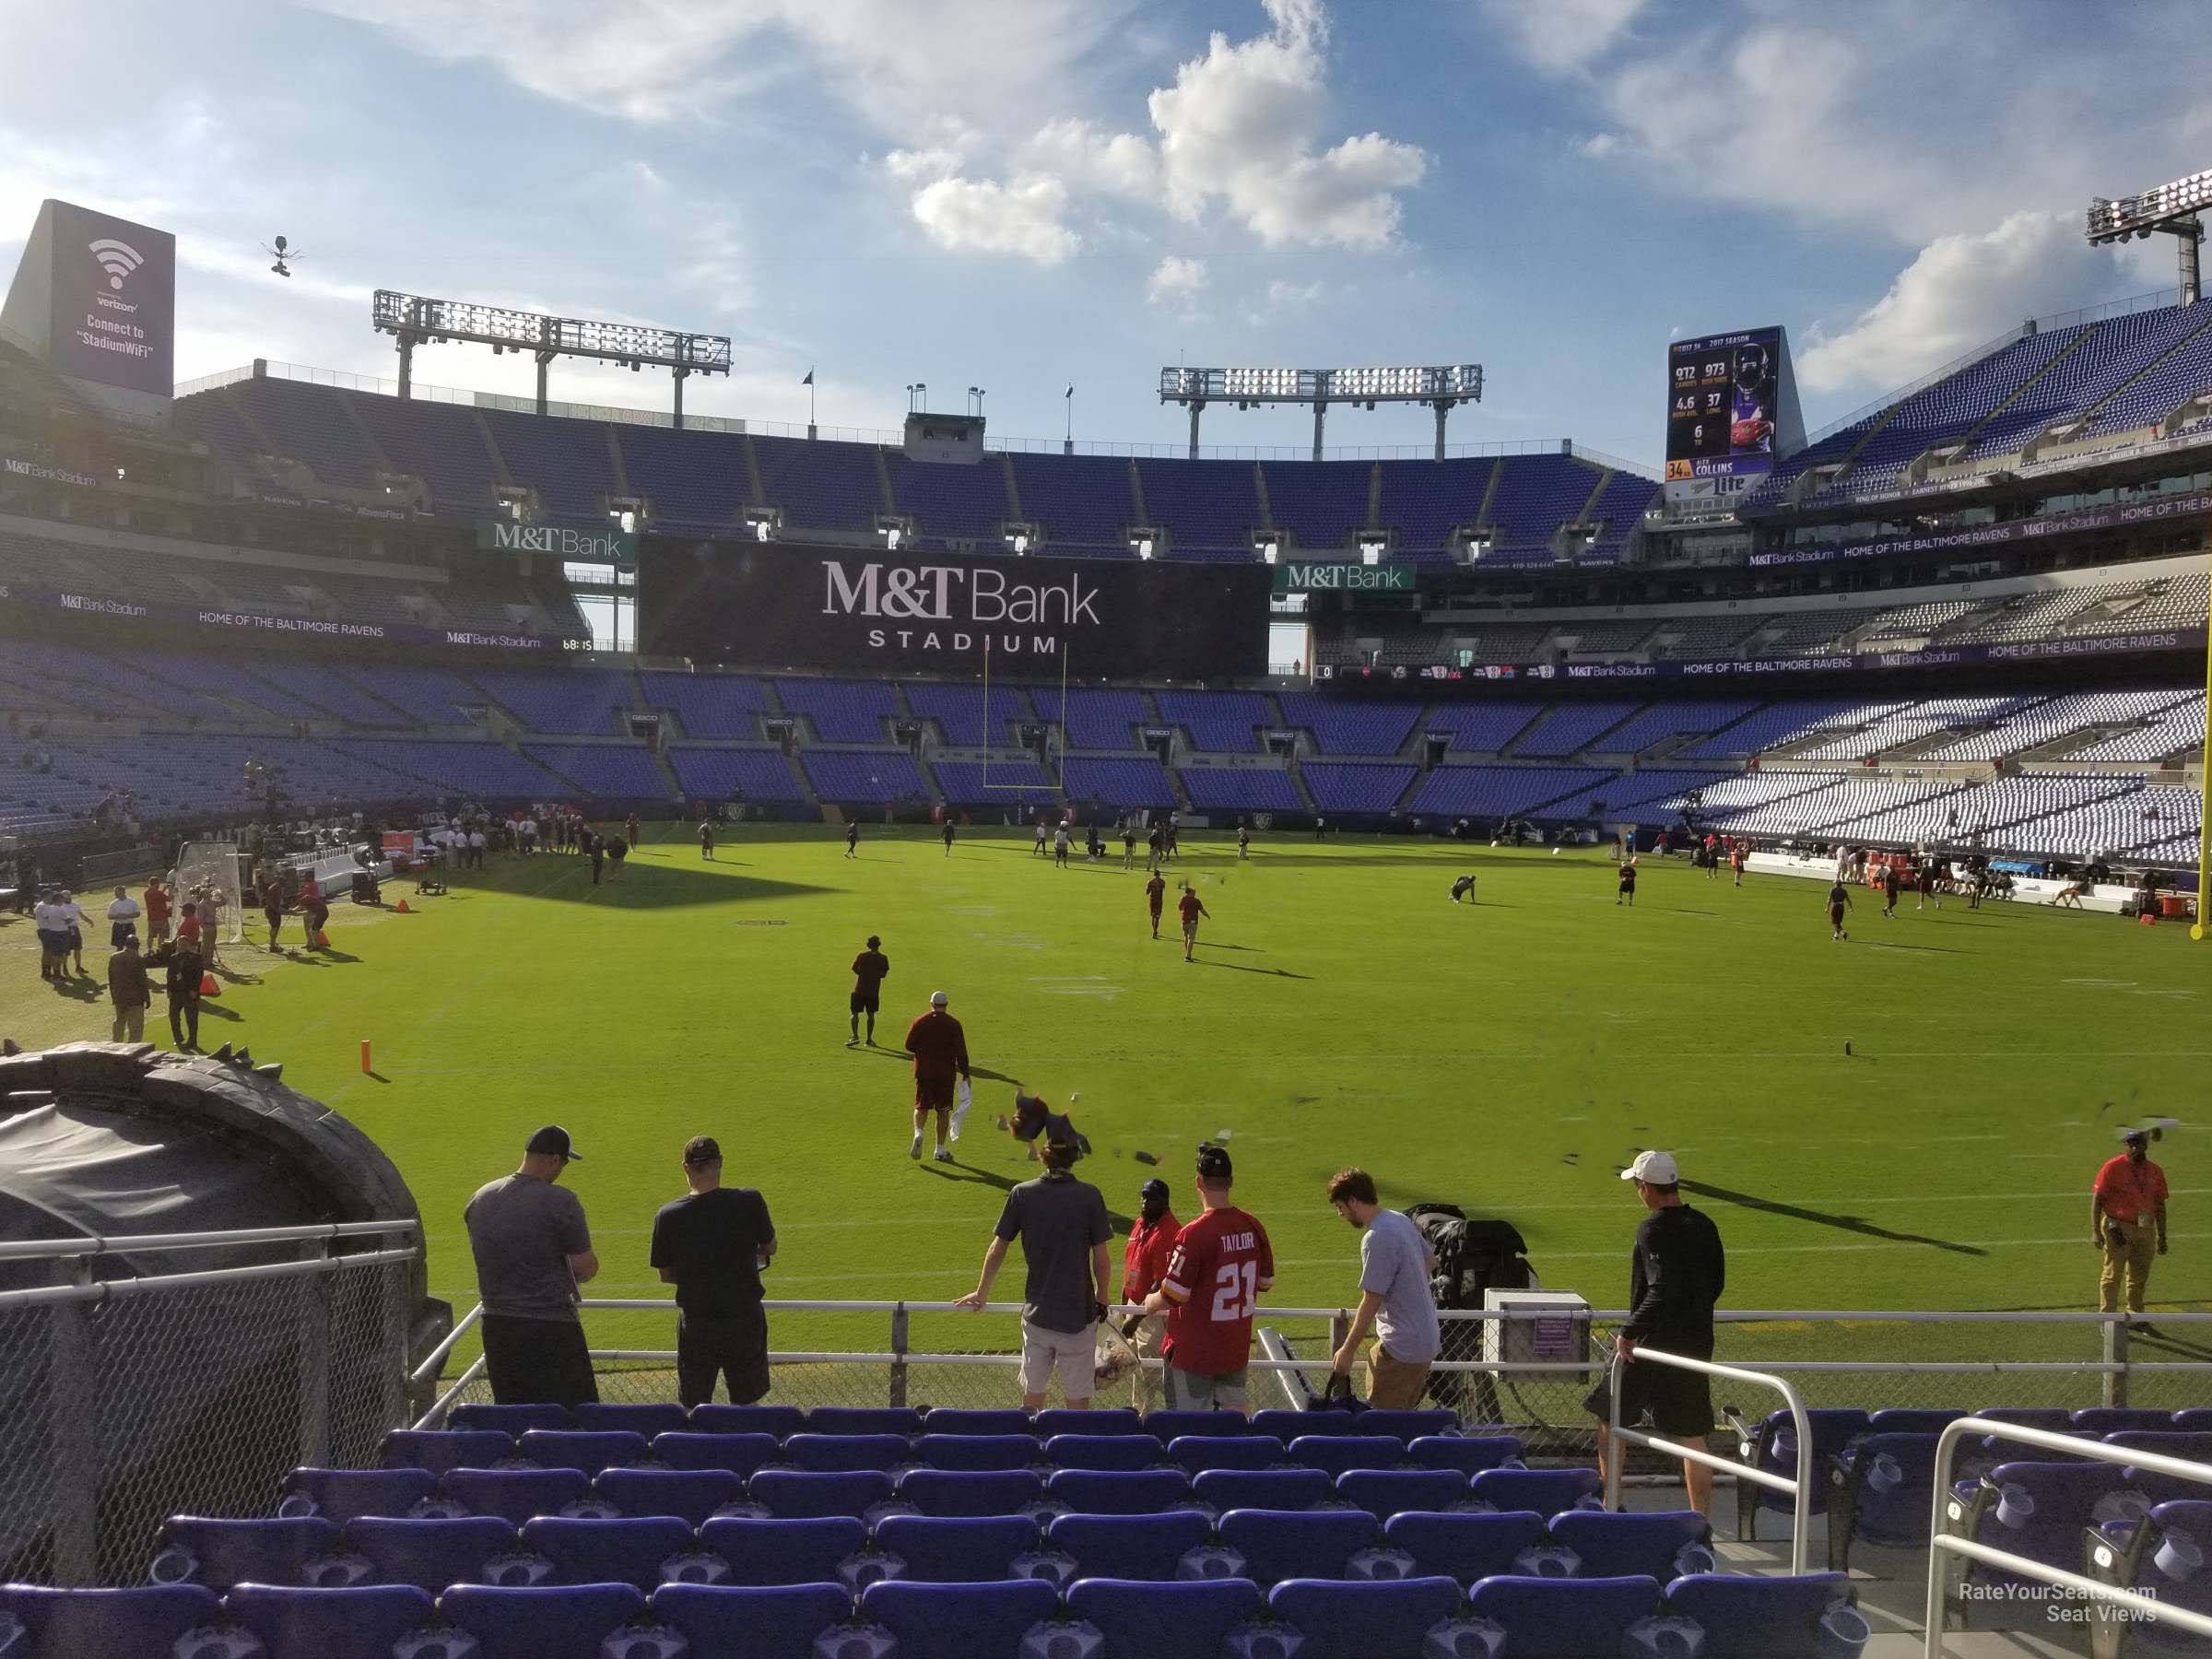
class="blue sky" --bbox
[6,0,2211,464]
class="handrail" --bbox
[0,1218,420,1262]
[1924,1417,2212,1655]
[0,1246,420,1310]
[409,1301,484,1387]
[1605,1346,1812,1574]
[416,1355,488,1431]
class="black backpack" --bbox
[1405,1203,1534,1311]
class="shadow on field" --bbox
[1679,1180,1986,1256]
[856,1048,1019,1086]
[920,1159,1135,1231]
[464,856,833,911]
[1196,957,1312,981]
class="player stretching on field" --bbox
[849,933,889,1047]
[1146,870,1167,938]
[1827,878,1854,941]
[1034,819,1048,858]
[1177,882,1209,962]
[1617,858,1637,907]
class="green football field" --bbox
[5,827,2207,1401]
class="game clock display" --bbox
[1665,326,1782,481]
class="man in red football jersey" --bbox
[1140,1144,1273,1412]
[1145,869,1167,940]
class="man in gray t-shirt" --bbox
[1325,1167,1441,1410]
[955,1135,1112,1408]
[464,1125,602,1406]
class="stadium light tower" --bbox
[2086,170,2212,303]
[1159,364,1482,461]
[371,290,731,427]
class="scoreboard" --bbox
[1665,325,1794,485]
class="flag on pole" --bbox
[801,369,815,386]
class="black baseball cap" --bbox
[684,1135,723,1166]
[1196,1143,1233,1182]
[866,935,881,947]
[527,1124,582,1160]
[1139,1177,1170,1204]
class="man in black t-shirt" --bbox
[848,934,890,1047]
[649,1135,777,1407]
[1583,1148,1725,1513]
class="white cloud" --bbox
[1481,0,1645,74]
[884,147,964,185]
[1147,253,1208,312]
[909,173,1080,265]
[311,0,1127,135]
[1146,0,1427,247]
[1024,118,1160,201]
[1797,210,2144,394]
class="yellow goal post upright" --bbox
[976,633,1071,804]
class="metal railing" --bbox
[1604,1347,1813,1573]
[0,1222,424,1585]
[1924,1417,2212,1657]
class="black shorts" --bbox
[850,991,879,1015]
[479,1314,599,1409]
[110,922,137,948]
[677,1307,770,1407]
[1584,1346,1714,1438]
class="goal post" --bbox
[173,841,246,944]
[977,637,1071,796]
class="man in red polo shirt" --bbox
[2094,1127,2171,1322]
[903,989,971,1165]
[1115,1176,1181,1411]
[1141,1144,1273,1412]
[1177,882,1209,963]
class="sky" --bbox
[6,0,2212,465]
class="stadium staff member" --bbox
[904,989,971,1164]
[650,1135,777,1407]
[1324,1168,1441,1410]
[1584,1149,1726,1514]
[2094,1128,2170,1322]
[1119,1177,1181,1412]
[464,1126,601,1407]
[954,1129,1112,1411]
[1140,1144,1275,1412]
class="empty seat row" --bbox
[276,1460,1602,1529]
[0,1570,1866,1659]
[154,1502,1699,1597]
[444,1402,1461,1443]
[385,1425,1523,1479]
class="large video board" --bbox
[1665,326,1784,484]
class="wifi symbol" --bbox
[88,238,145,290]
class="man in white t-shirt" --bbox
[33,892,73,981]
[468,828,487,869]
[1324,1167,1441,1410]
[105,885,142,949]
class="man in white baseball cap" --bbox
[1583,1148,1726,1513]
[902,989,971,1163]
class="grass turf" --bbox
[4,827,2206,1399]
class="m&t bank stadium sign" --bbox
[1272,561,1416,594]
[475,521,637,560]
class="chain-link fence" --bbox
[0,1231,419,1587]
[423,1301,2212,1462]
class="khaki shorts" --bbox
[1165,1365,1248,1412]
[1021,1318,1097,1402]
[1367,1342,1433,1411]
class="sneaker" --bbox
[934,1147,953,1163]
[845,1037,858,1048]
[909,1132,923,1160]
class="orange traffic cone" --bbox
[198,972,219,996]
[395,899,410,913]
[315,930,331,948]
